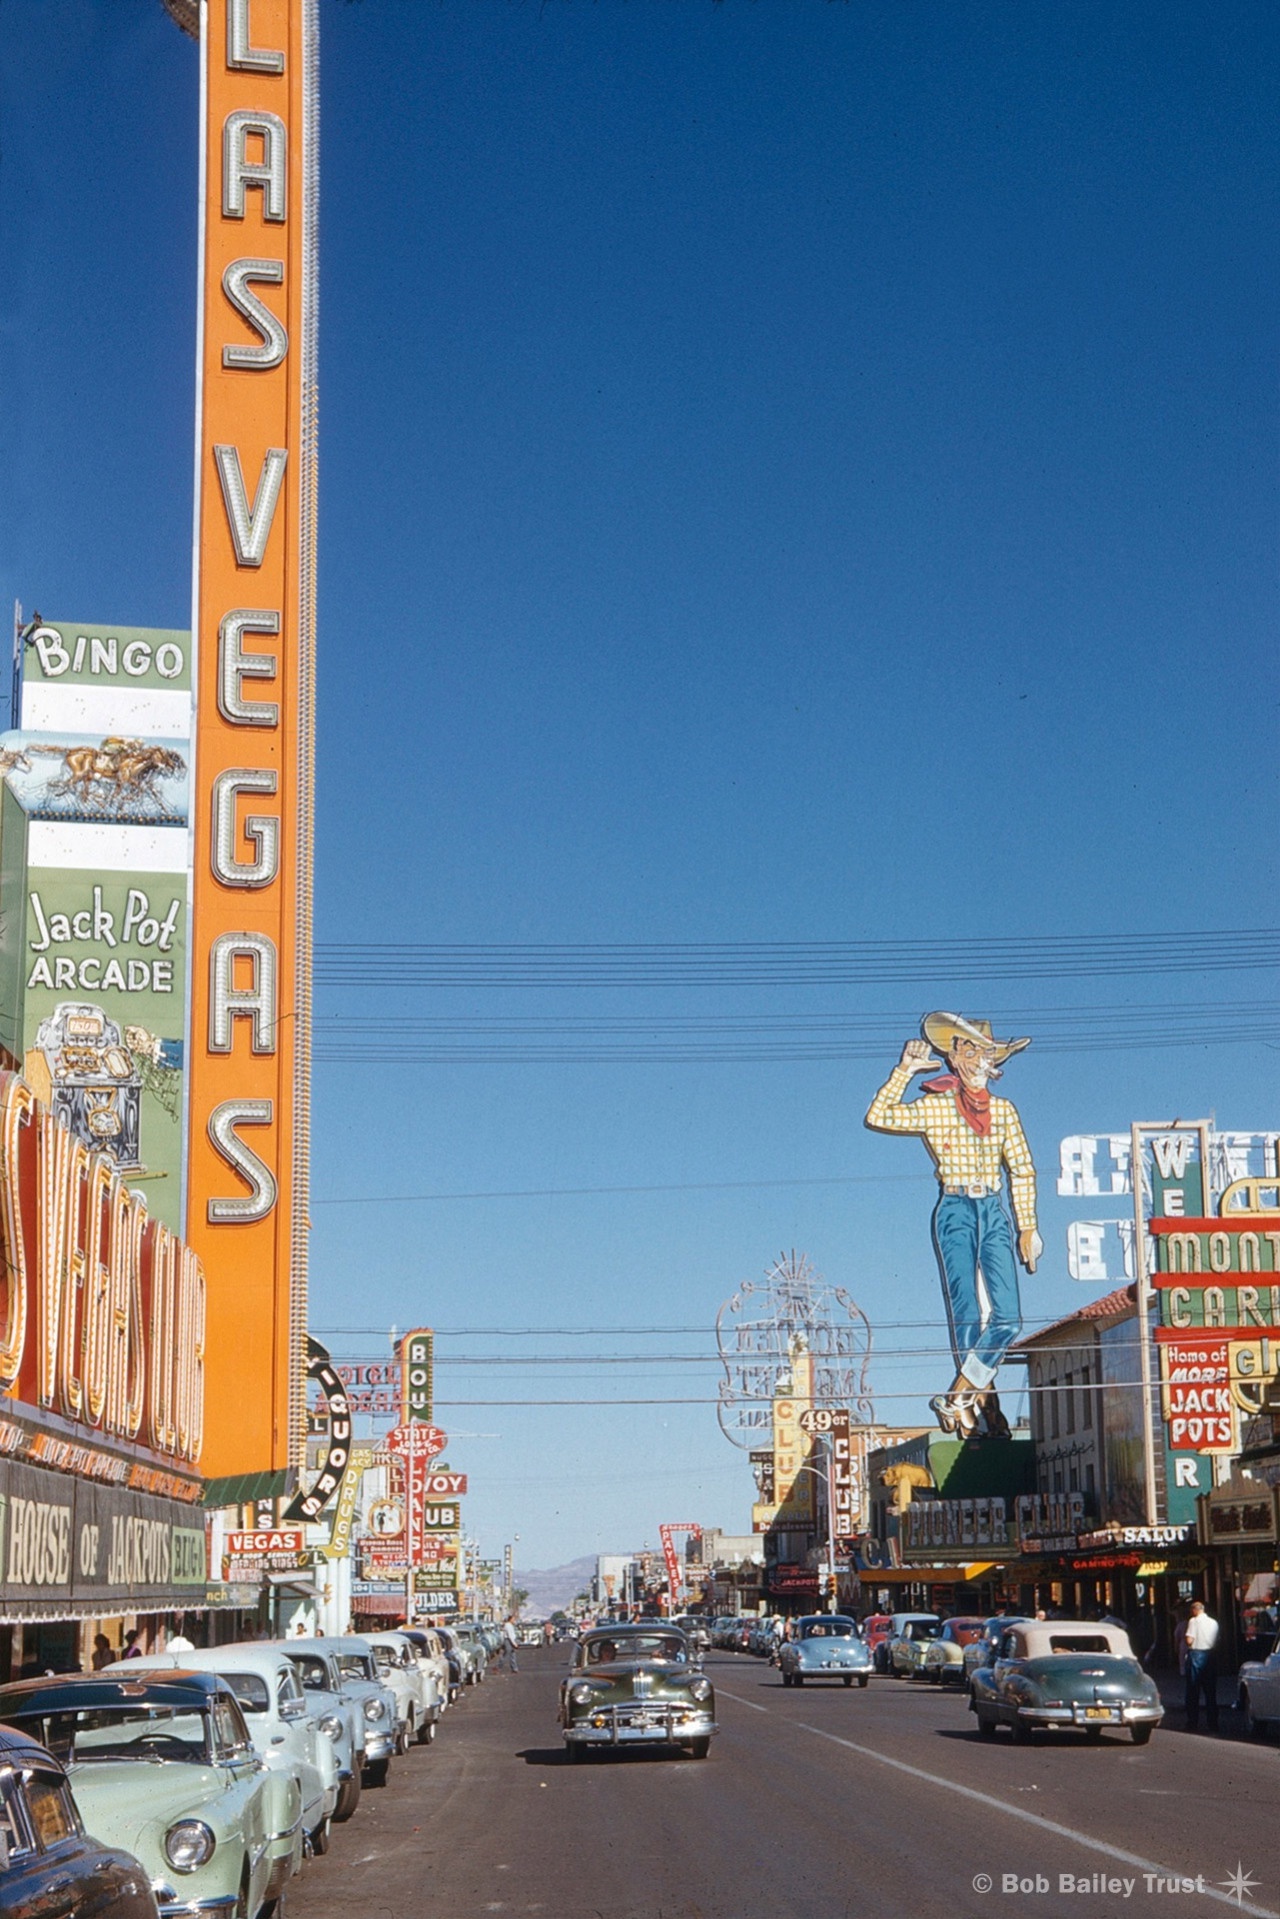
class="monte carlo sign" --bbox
[187,0,317,1476]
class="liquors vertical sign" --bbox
[188,0,317,1475]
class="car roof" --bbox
[797,1614,857,1627]
[1005,1622,1134,1658]
[0,1671,227,1715]
[288,1635,374,1656]
[583,1623,686,1638]
[108,1645,297,1678]
[893,1612,939,1624]
[0,1721,65,1772]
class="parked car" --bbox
[0,1720,160,1919]
[963,1616,1033,1684]
[886,1613,941,1677]
[1237,1627,1280,1737]
[0,1670,287,1918]
[283,1644,364,1820]
[778,1616,872,1689]
[921,1617,987,1684]
[366,1632,444,1748]
[110,1646,338,1858]
[968,1621,1163,1745]
[289,1637,397,1788]
[431,1627,466,1701]
[674,1616,711,1655]
[860,1613,893,1667]
[400,1628,454,1721]
[559,1625,716,1761]
[447,1626,489,1687]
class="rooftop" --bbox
[1010,1283,1136,1354]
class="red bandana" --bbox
[922,1073,992,1137]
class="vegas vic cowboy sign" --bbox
[866,1014,1042,1441]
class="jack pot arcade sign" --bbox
[187,0,318,1477]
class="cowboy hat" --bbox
[921,1011,1030,1065]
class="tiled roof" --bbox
[1009,1282,1136,1353]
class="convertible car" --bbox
[778,1616,872,1688]
[968,1621,1163,1745]
[560,1625,716,1760]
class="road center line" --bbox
[718,1691,1276,1919]
[794,1720,1279,1919]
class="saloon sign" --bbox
[187,0,318,1476]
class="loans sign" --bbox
[187,0,319,1476]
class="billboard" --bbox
[17,620,191,738]
[187,0,319,1477]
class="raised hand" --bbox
[899,1038,940,1075]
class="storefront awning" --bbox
[863,1563,1001,1584]
[202,1469,290,1509]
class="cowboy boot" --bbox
[980,1390,1012,1440]
[930,1373,982,1439]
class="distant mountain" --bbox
[515,1555,597,1617]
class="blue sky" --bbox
[2,0,1277,1571]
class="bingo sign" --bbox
[400,1328,434,1423]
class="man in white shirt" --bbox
[1183,1601,1219,1732]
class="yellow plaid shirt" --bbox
[866,1065,1038,1232]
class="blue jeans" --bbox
[1184,1649,1217,1729]
[932,1192,1022,1392]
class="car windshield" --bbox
[373,1647,396,1670]
[907,1622,940,1639]
[290,1656,331,1692]
[10,1705,212,1765]
[335,1654,375,1681]
[1047,1634,1120,1655]
[802,1621,856,1638]
[589,1636,684,1664]
[947,1623,984,1645]
[219,1673,271,1714]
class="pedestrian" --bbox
[91,1633,114,1670]
[1183,1600,1219,1732]
[502,1615,520,1673]
[121,1628,143,1659]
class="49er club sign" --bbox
[188,0,318,1475]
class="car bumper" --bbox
[1018,1704,1164,1727]
[152,1889,240,1916]
[565,1711,717,1746]
[796,1663,870,1677]
[363,1730,395,1760]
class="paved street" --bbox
[290,1648,1278,1919]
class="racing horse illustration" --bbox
[53,739,186,818]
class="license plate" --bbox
[1082,1706,1117,1720]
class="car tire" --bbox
[858,1674,869,1689]
[1085,1727,1103,1743]
[688,1738,711,1759]
[975,1709,997,1738]
[566,1740,584,1763]
[1242,1694,1269,1739]
[794,1674,805,1687]
[1130,1724,1154,1746]
[335,1773,361,1822]
[418,1715,437,1745]
[310,1816,331,1858]
[364,1759,389,1789]
[1012,1716,1032,1745]
[843,1676,853,1687]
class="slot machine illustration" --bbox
[29,1000,143,1169]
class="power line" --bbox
[312,1171,932,1208]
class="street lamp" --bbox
[787,1438,839,1612]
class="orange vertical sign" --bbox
[188,0,316,1477]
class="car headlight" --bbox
[569,1683,596,1705]
[319,1713,344,1740]
[364,1698,386,1722]
[164,1821,216,1873]
[688,1676,712,1703]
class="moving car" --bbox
[778,1616,872,1689]
[921,1617,987,1684]
[968,1621,1163,1745]
[0,1721,160,1919]
[1237,1626,1280,1737]
[559,1625,716,1761]
[885,1613,941,1677]
[0,1670,287,1917]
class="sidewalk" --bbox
[1153,1668,1247,1740]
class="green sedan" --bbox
[0,1671,293,1917]
[560,1625,716,1760]
[968,1621,1163,1745]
